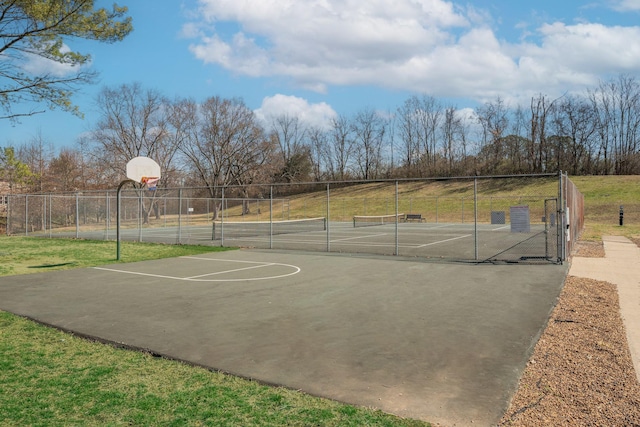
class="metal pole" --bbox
[395,181,399,256]
[269,186,273,249]
[105,192,110,239]
[474,178,478,261]
[49,193,52,238]
[326,183,330,252]
[558,171,565,263]
[178,188,183,244]
[25,195,28,236]
[42,196,46,234]
[138,190,142,242]
[117,179,134,261]
[221,187,225,246]
[75,192,80,239]
[6,195,10,236]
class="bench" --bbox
[405,213,425,222]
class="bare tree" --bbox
[48,148,84,192]
[172,96,272,217]
[396,97,420,176]
[16,131,54,192]
[589,75,640,174]
[267,114,312,182]
[328,114,355,180]
[307,126,330,181]
[352,107,386,180]
[90,82,175,181]
[552,95,598,174]
[529,94,560,173]
[476,97,509,173]
[89,82,179,223]
[416,95,442,175]
[441,107,466,176]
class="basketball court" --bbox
[0,248,569,426]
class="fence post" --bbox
[395,181,399,256]
[269,186,273,249]
[117,180,135,260]
[558,171,565,262]
[75,192,80,239]
[49,193,52,238]
[220,187,224,246]
[6,195,10,236]
[138,190,142,242]
[178,187,183,244]
[25,195,28,236]
[474,178,478,261]
[326,183,330,252]
[105,192,110,239]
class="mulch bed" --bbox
[499,239,640,426]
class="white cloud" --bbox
[518,23,640,82]
[185,0,640,102]
[610,0,640,11]
[21,44,86,77]
[254,94,337,130]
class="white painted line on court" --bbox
[492,225,510,231]
[181,256,274,264]
[186,263,276,279]
[330,233,388,243]
[93,258,301,282]
[426,224,455,229]
[417,234,472,247]
[93,267,183,281]
[220,236,424,248]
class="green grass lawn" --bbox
[566,175,640,240]
[0,237,428,427]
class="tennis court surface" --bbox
[0,249,568,426]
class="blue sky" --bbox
[3,0,640,150]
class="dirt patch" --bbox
[500,255,640,425]
[572,240,605,258]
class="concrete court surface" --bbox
[0,249,568,426]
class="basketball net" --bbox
[141,176,159,190]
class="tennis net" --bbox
[212,217,327,240]
[353,213,405,227]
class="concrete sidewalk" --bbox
[569,236,640,383]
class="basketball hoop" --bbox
[141,176,159,190]
[117,157,162,260]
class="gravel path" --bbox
[499,239,640,426]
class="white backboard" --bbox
[126,156,161,184]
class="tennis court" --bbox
[7,173,584,264]
[0,248,569,426]
[41,216,559,263]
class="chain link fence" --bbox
[5,174,582,264]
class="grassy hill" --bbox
[223,175,639,241]
[569,175,640,240]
